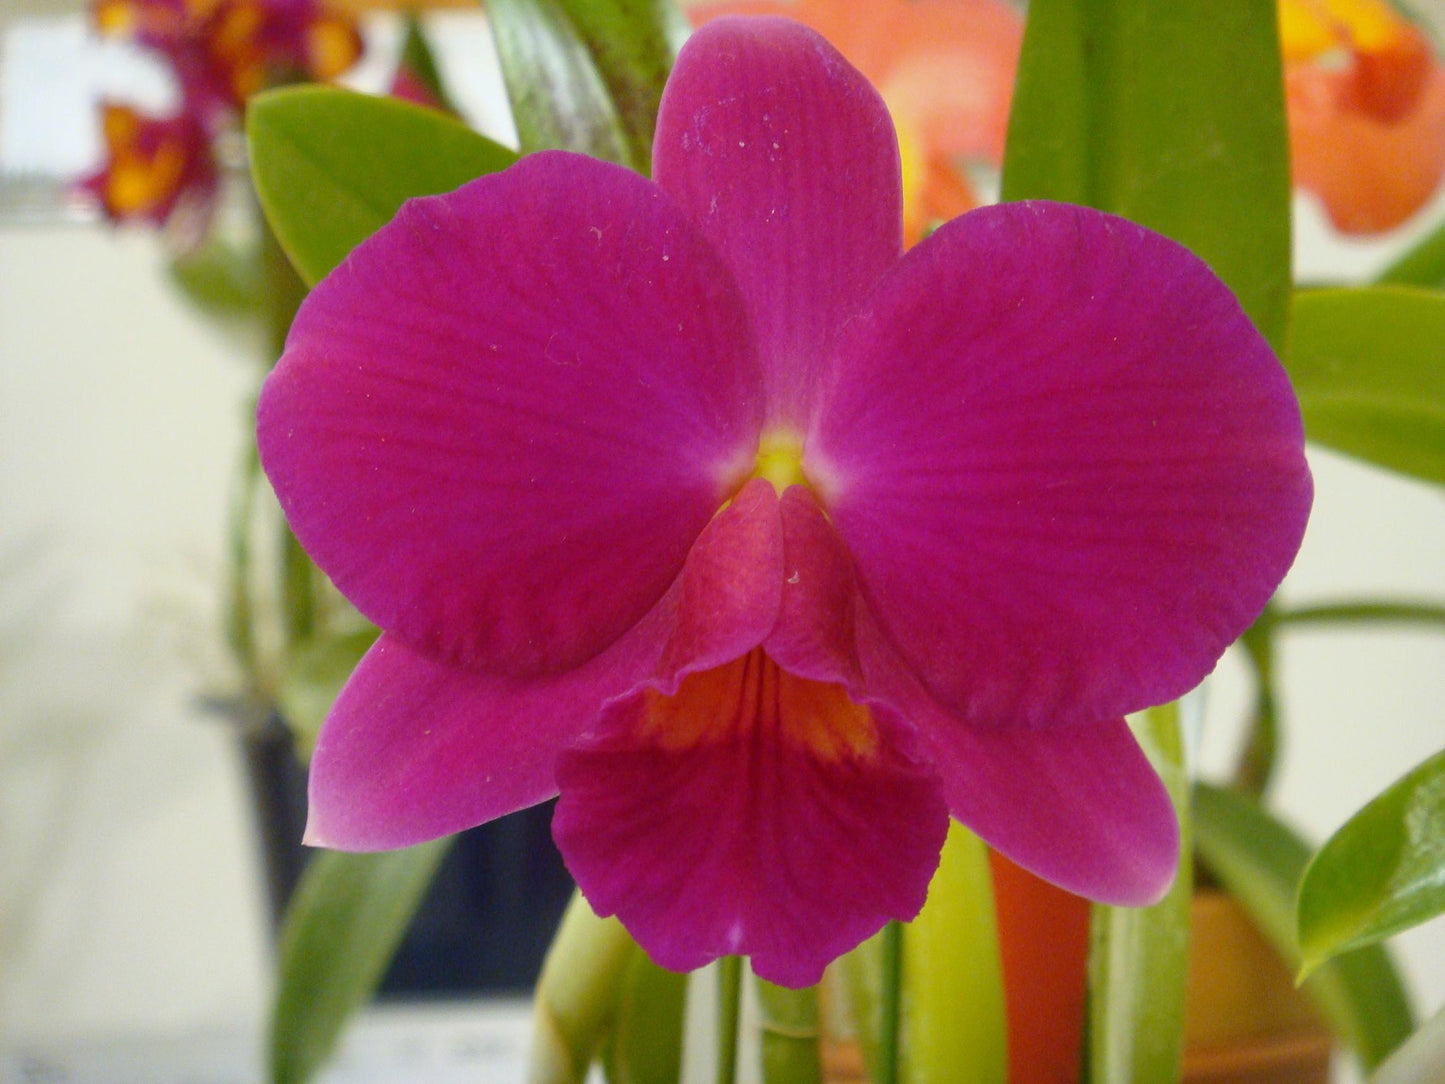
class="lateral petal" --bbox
[259,151,763,679]
[809,201,1311,727]
[305,612,673,851]
[654,17,902,428]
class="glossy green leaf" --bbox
[276,627,380,756]
[529,891,636,1084]
[601,946,687,1084]
[247,86,518,286]
[549,0,686,172]
[271,840,452,1084]
[1298,747,1445,976]
[1286,287,1445,485]
[1088,702,1193,1084]
[485,0,636,167]
[1193,782,1414,1070]
[1001,0,1291,351]
[755,978,822,1084]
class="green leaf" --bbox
[276,627,380,756]
[1285,286,1445,485]
[1001,0,1292,352]
[270,840,451,1084]
[1298,747,1445,975]
[1193,781,1414,1070]
[485,0,636,167]
[754,978,822,1084]
[1377,218,1445,289]
[528,891,636,1084]
[167,235,262,318]
[601,947,687,1084]
[899,823,1006,1084]
[548,0,687,172]
[1374,1002,1445,1084]
[832,824,1006,1084]
[1088,702,1194,1084]
[397,14,458,116]
[247,86,518,286]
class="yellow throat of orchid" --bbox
[751,431,809,492]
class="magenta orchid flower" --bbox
[258,17,1312,987]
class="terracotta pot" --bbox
[821,890,1332,1083]
[1182,890,1332,1084]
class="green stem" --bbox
[716,956,743,1084]
[1273,600,1445,628]
[877,921,903,1084]
[755,978,821,1084]
[259,196,319,652]
[1233,609,1279,797]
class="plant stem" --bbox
[1273,600,1445,629]
[1233,608,1279,797]
[755,977,821,1084]
[877,920,903,1084]
[716,956,743,1084]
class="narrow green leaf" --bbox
[397,15,458,116]
[1193,782,1414,1070]
[529,891,636,1084]
[1234,611,1281,797]
[754,978,822,1084]
[1374,1002,1445,1084]
[715,956,743,1084]
[1088,702,1193,1084]
[1285,286,1445,485]
[899,823,1006,1084]
[602,947,687,1084]
[549,0,686,172]
[1377,219,1445,289]
[276,627,380,755]
[247,86,518,286]
[832,825,1006,1084]
[1298,747,1445,975]
[834,932,883,1084]
[271,840,451,1084]
[1002,0,1292,351]
[484,0,636,167]
[876,920,901,1084]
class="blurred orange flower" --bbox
[1283,0,1445,233]
[688,0,1023,243]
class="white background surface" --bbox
[1,6,1443,1082]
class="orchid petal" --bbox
[809,201,1311,727]
[763,485,863,685]
[305,616,669,850]
[259,151,764,678]
[553,652,947,987]
[1288,64,1445,234]
[858,620,1178,905]
[653,17,902,428]
[922,713,1177,906]
[657,477,784,687]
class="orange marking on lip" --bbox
[640,650,877,760]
